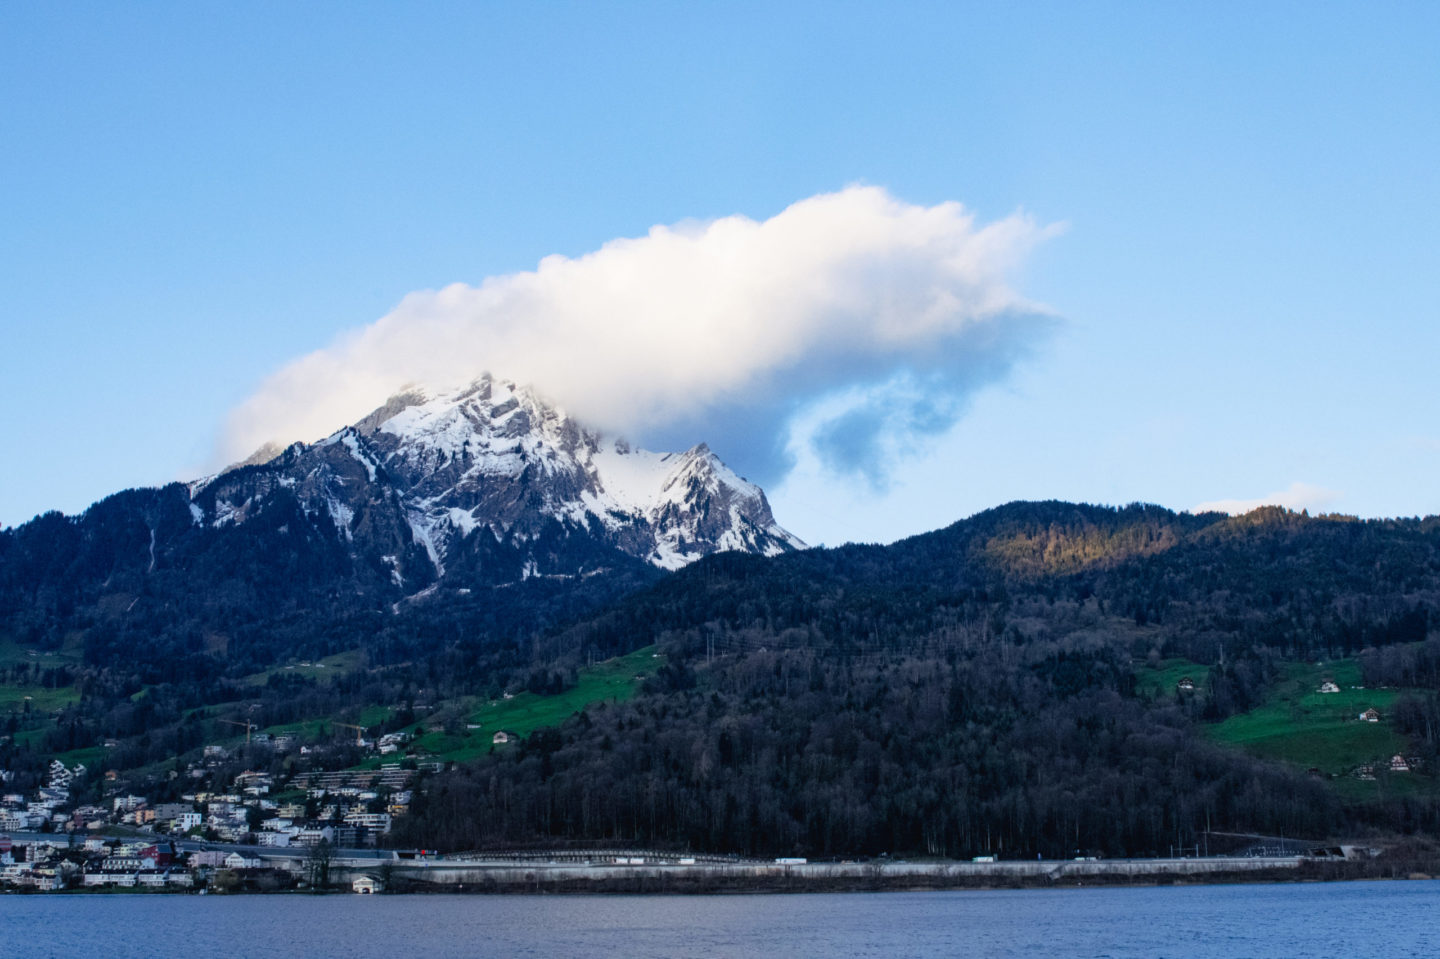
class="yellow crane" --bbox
[220,718,258,745]
[334,722,367,746]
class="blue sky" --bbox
[2,2,1437,545]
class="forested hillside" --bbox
[5,500,1440,857]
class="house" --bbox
[113,794,146,813]
[492,730,516,745]
[1360,708,1380,722]
[293,826,334,847]
[343,811,392,834]
[83,870,138,887]
[102,856,147,871]
[1176,677,1196,693]
[151,802,194,823]
[352,875,380,894]
[1318,681,1340,694]
[223,853,262,870]
[139,843,176,868]
[1390,755,1410,773]
[331,825,362,848]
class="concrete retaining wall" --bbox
[329,855,1303,891]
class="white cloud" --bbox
[1193,481,1342,516]
[218,186,1060,480]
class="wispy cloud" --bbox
[1193,481,1342,516]
[219,186,1061,484]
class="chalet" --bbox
[492,731,516,745]
[1390,755,1410,773]
[1360,708,1380,723]
[353,875,380,894]
[1318,681,1340,694]
[1176,677,1196,693]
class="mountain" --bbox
[4,495,1439,861]
[393,502,1440,857]
[193,374,804,589]
[0,374,803,679]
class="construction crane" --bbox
[220,718,258,745]
[334,722,367,746]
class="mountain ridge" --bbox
[192,374,803,589]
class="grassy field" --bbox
[0,684,81,713]
[242,649,367,687]
[350,645,665,767]
[259,703,396,741]
[1134,657,1211,699]
[49,745,105,769]
[471,646,662,737]
[1206,659,1412,776]
[0,635,82,669]
[0,636,84,757]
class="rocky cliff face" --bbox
[191,375,804,590]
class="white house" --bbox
[223,853,262,870]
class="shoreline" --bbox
[325,853,1437,895]
[8,866,1437,897]
[12,848,1435,897]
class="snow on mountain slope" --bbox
[192,375,804,586]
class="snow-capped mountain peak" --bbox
[192,375,804,587]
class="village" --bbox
[0,729,424,893]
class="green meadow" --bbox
[1134,657,1211,700]
[353,645,664,767]
[1136,654,1433,801]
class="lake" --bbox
[2,882,1436,958]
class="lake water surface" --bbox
[3,881,1437,958]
